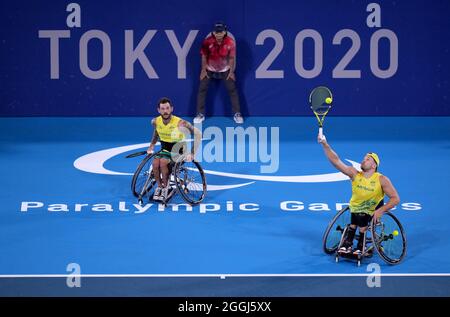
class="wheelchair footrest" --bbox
[338,252,360,259]
[337,249,373,259]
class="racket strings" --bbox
[310,86,332,112]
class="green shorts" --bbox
[154,149,175,161]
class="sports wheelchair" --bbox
[129,149,207,206]
[322,206,407,266]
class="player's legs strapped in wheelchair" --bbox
[341,226,356,251]
[152,141,186,202]
[151,150,173,201]
[340,213,372,253]
[355,229,367,255]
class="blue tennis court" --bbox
[2,0,450,298]
[1,116,449,296]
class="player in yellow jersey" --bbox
[318,134,400,255]
[147,97,202,201]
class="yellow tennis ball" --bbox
[325,97,332,104]
[393,230,399,236]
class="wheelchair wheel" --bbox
[323,207,351,254]
[131,152,157,198]
[173,156,206,205]
[371,211,407,265]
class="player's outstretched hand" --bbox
[318,134,327,144]
[147,144,155,155]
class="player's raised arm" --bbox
[318,134,358,180]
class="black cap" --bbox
[213,22,227,33]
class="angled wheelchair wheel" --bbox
[371,211,407,265]
[173,156,207,205]
[131,151,158,198]
[323,207,351,254]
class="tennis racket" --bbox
[309,86,333,139]
[125,151,148,158]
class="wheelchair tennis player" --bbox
[146,97,202,201]
[318,134,400,256]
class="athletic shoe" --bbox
[338,246,352,254]
[353,241,365,255]
[193,113,205,124]
[233,112,244,124]
[161,186,171,201]
[153,187,162,201]
[353,248,362,255]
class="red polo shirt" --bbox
[200,34,236,72]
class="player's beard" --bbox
[361,163,375,172]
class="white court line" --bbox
[1,273,450,278]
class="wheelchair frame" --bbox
[131,149,207,207]
[323,206,407,266]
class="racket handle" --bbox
[319,127,323,139]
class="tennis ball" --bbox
[325,97,332,104]
[393,230,399,236]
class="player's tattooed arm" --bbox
[179,120,202,155]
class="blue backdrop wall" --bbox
[1,0,449,116]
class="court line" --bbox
[1,273,450,278]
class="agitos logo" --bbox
[73,142,363,191]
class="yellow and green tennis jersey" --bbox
[349,172,385,215]
[154,115,185,143]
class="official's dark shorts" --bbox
[207,70,230,80]
[350,212,372,228]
